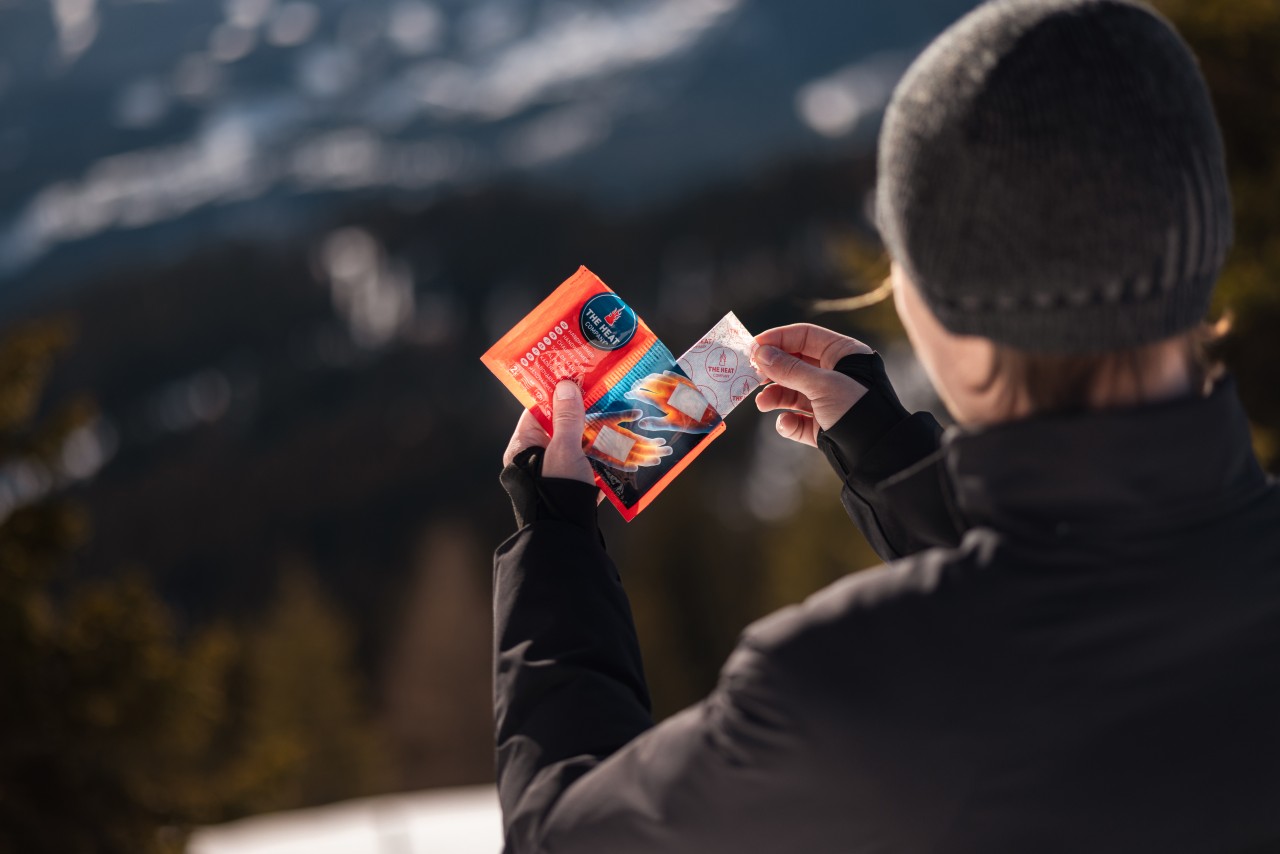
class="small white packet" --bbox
[677,312,765,417]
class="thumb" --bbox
[754,345,830,397]
[545,379,594,484]
[550,379,585,444]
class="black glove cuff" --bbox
[499,447,600,534]
[831,352,906,410]
[817,352,912,480]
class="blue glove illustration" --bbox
[624,372,719,434]
[582,409,674,472]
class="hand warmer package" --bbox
[676,311,766,418]
[483,267,759,521]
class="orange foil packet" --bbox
[483,266,729,521]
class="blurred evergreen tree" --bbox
[758,479,883,610]
[1156,0,1280,470]
[0,323,388,853]
[215,564,390,815]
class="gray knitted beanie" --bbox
[876,0,1232,352]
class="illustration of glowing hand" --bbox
[624,371,719,434]
[582,409,674,472]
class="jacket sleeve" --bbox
[493,452,808,854]
[816,353,965,561]
[494,449,653,847]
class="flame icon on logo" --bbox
[604,307,625,326]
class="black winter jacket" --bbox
[493,354,1280,853]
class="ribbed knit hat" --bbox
[876,0,1232,352]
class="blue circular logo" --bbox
[580,293,637,351]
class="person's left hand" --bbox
[503,380,595,485]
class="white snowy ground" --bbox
[188,785,501,854]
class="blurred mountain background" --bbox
[1,0,1277,851]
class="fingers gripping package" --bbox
[482,266,764,521]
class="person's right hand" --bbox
[753,324,875,447]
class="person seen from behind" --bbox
[495,0,1280,850]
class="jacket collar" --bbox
[941,377,1269,537]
